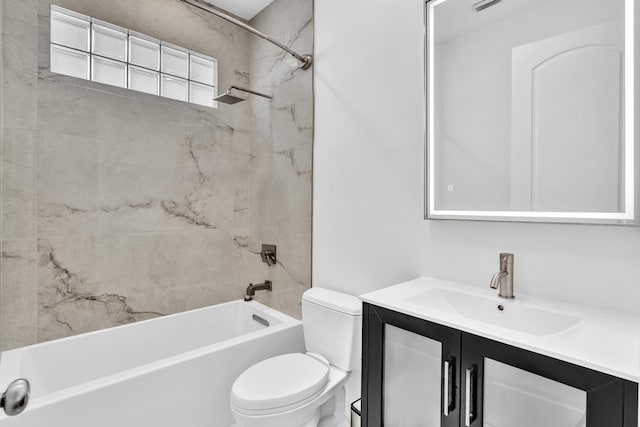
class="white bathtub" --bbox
[0,300,304,427]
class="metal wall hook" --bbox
[0,378,30,416]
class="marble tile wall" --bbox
[245,0,313,318]
[0,0,313,350]
[0,2,4,347]
[1,0,39,350]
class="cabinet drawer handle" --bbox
[443,358,455,416]
[465,365,477,426]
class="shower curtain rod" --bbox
[178,0,313,70]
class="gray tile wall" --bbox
[0,0,312,350]
[244,0,313,318]
[1,0,39,350]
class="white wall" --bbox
[314,0,640,315]
[313,0,428,406]
[313,0,427,297]
[314,0,639,413]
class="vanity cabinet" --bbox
[362,303,639,427]
[363,302,462,427]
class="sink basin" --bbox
[409,289,583,336]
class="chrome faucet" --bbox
[244,280,273,301]
[489,253,515,299]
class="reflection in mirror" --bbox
[426,0,636,223]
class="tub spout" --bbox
[244,280,273,301]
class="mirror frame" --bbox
[425,0,638,225]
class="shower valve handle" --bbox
[260,244,277,267]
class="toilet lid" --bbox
[231,353,330,412]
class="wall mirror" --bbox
[426,0,638,224]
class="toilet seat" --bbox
[231,353,330,415]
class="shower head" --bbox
[472,0,501,12]
[215,92,246,105]
[214,85,273,105]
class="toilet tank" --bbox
[301,288,362,371]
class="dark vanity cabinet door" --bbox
[461,333,639,427]
[362,304,639,427]
[362,303,462,427]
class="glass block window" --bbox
[50,5,218,108]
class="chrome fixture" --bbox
[260,244,277,267]
[465,365,477,426]
[472,0,502,12]
[244,280,273,301]
[214,85,273,105]
[251,314,270,327]
[177,0,313,70]
[0,379,30,416]
[489,253,515,299]
[443,358,455,416]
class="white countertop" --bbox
[360,276,640,383]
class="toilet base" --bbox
[317,387,348,427]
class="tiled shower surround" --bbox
[0,0,313,350]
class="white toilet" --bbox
[230,288,362,427]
